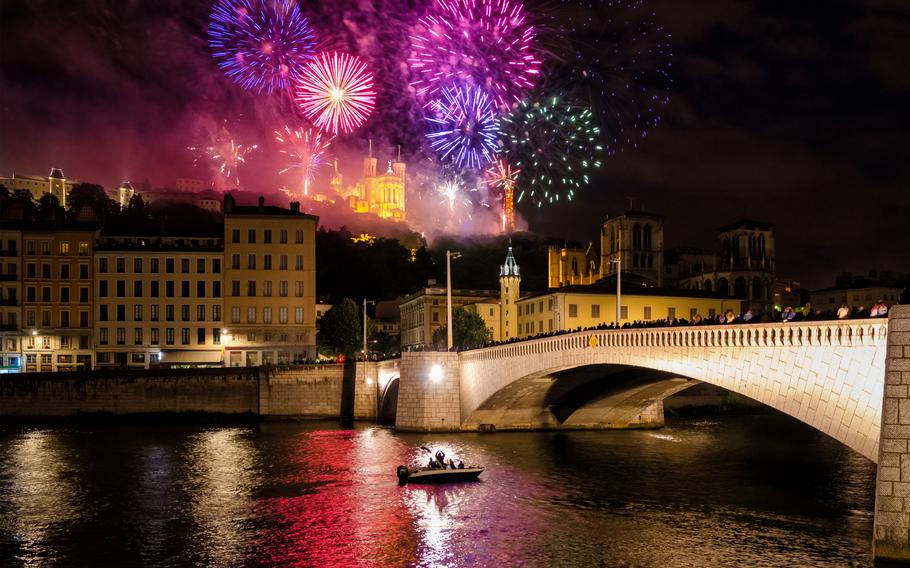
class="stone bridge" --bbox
[378,307,910,561]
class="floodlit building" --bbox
[810,272,903,311]
[93,228,225,369]
[399,285,499,348]
[1,168,77,208]
[600,210,665,286]
[0,225,22,373]
[224,195,318,365]
[337,144,406,221]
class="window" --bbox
[181,305,190,322]
[79,287,88,303]
[151,281,159,297]
[197,305,206,321]
[134,328,143,345]
[621,306,628,319]
[213,281,221,298]
[197,258,205,273]
[26,263,36,278]
[279,281,288,297]
[591,304,600,318]
[60,264,70,279]
[116,304,125,321]
[166,281,174,297]
[213,305,221,321]
[99,305,109,321]
[42,264,51,278]
[231,229,240,243]
[295,255,303,270]
[151,305,159,321]
[668,307,676,319]
[60,311,69,328]
[99,258,108,273]
[181,258,190,273]
[247,281,257,296]
[264,229,272,244]
[279,307,288,324]
[248,254,256,270]
[280,230,288,244]
[181,281,189,297]
[212,258,221,274]
[40,288,50,303]
[197,328,206,344]
[166,328,175,345]
[79,264,88,279]
[643,306,652,320]
[60,242,70,256]
[247,307,256,323]
[248,229,256,243]
[116,258,125,273]
[116,280,125,297]
[295,307,304,324]
[279,255,288,270]
[213,328,221,345]
[166,305,174,322]
[134,258,142,273]
[231,281,240,297]
[60,287,70,303]
[78,242,88,256]
[231,254,240,269]
[26,287,35,302]
[100,328,109,345]
[263,255,272,270]
[264,281,272,297]
[26,311,35,326]
[134,304,143,321]
[131,352,145,364]
[134,281,143,297]
[150,258,159,273]
[231,306,240,323]
[263,307,272,323]
[166,258,175,274]
[568,304,578,318]
[181,328,190,345]
[295,230,304,244]
[116,327,126,345]
[197,281,205,298]
[295,281,304,297]
[151,328,159,344]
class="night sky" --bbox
[1,0,908,288]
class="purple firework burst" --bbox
[425,82,499,169]
[208,0,317,94]
[409,0,541,110]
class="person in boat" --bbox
[435,450,447,468]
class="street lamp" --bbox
[446,250,462,351]
[362,298,375,361]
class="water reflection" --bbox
[183,428,258,566]
[1,429,85,566]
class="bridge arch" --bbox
[458,320,887,462]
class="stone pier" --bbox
[395,352,460,431]
[875,305,910,562]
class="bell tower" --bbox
[499,244,521,340]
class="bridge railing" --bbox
[460,319,888,362]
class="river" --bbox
[0,412,875,567]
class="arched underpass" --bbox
[462,364,702,430]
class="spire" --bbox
[397,144,401,161]
[368,138,372,157]
[500,244,520,277]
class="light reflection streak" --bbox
[3,430,85,567]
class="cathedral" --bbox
[333,143,406,221]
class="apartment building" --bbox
[0,225,22,373]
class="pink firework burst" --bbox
[295,51,377,134]
[409,0,541,110]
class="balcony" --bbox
[0,250,17,257]
[0,274,17,281]
[0,299,18,306]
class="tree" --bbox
[67,182,118,221]
[37,192,63,219]
[432,307,492,350]
[318,298,371,357]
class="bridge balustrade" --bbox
[458,319,887,363]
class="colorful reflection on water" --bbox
[0,414,876,566]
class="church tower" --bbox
[118,181,134,209]
[330,158,342,195]
[49,168,67,208]
[499,244,521,340]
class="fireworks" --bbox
[409,0,541,110]
[295,51,377,134]
[498,96,602,206]
[189,138,258,187]
[208,0,317,94]
[425,83,499,170]
[485,158,520,232]
[275,126,333,196]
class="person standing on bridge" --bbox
[837,304,849,319]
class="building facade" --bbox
[93,230,225,369]
[600,210,665,286]
[399,287,499,348]
[0,168,76,207]
[224,195,318,366]
[0,226,22,373]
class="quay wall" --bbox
[0,363,380,419]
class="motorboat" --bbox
[396,465,483,485]
[397,447,483,485]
